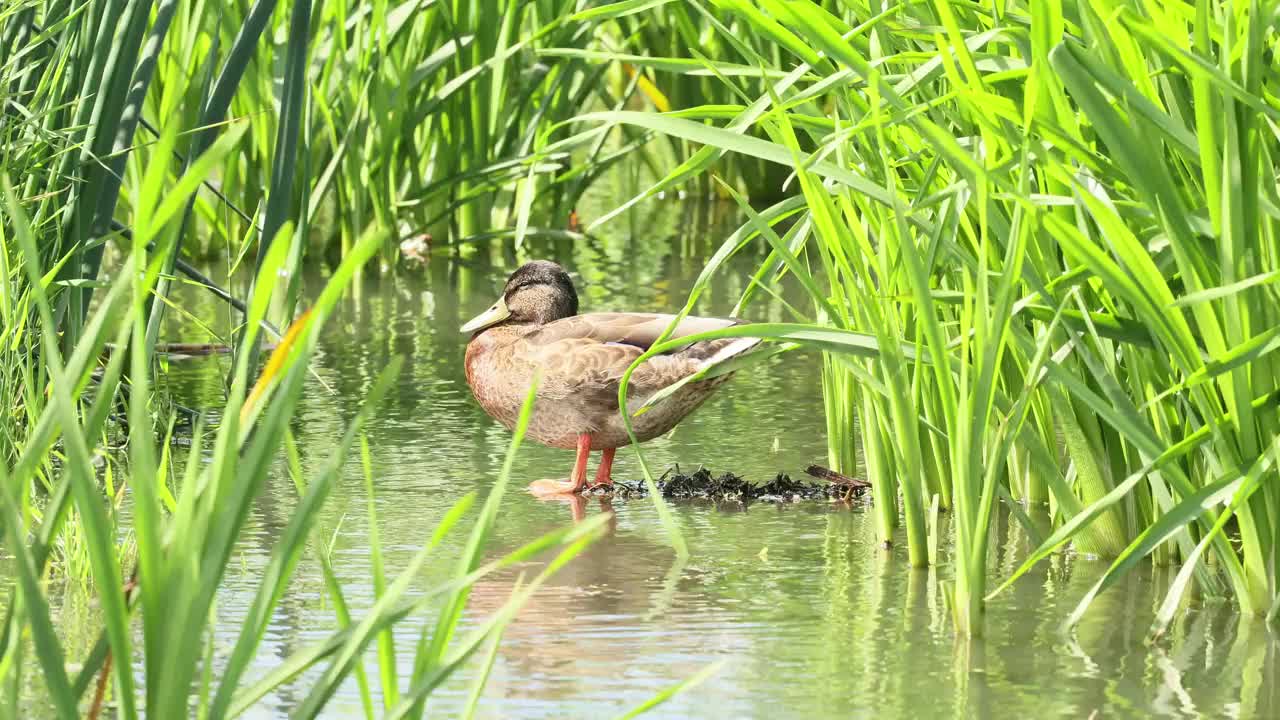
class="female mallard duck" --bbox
[462,260,759,495]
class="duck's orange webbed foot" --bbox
[528,479,582,496]
[527,434,593,497]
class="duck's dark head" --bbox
[460,260,578,333]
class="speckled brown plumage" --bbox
[461,261,759,493]
[463,260,752,445]
[465,312,746,449]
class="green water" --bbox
[31,202,1280,718]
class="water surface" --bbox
[35,200,1280,718]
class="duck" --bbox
[462,260,760,495]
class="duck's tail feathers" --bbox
[696,336,763,372]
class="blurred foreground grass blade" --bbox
[411,373,539,716]
[613,661,724,720]
[385,532,601,720]
[206,358,404,719]
[227,512,605,716]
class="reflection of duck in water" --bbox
[544,493,619,524]
[465,510,723,698]
[462,261,760,496]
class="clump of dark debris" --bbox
[583,465,870,503]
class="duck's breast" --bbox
[465,331,588,449]
[465,332,526,431]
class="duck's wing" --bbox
[524,330,688,405]
[523,313,758,406]
[528,313,746,360]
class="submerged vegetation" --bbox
[0,0,1279,713]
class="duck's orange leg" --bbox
[593,448,616,486]
[529,434,592,496]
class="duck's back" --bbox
[465,313,757,449]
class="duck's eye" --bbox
[506,280,536,296]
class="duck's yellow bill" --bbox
[461,297,510,333]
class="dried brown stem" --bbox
[87,572,138,720]
[805,464,871,489]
